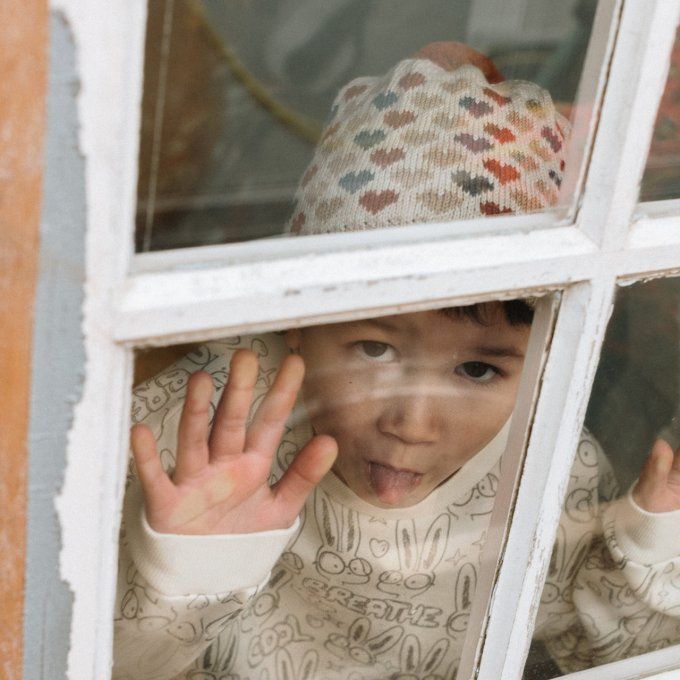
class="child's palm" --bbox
[131,350,337,535]
[633,439,680,513]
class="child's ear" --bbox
[285,329,302,354]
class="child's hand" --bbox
[632,439,680,513]
[130,350,337,535]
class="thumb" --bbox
[633,438,674,507]
[272,435,338,521]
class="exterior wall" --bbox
[0,2,48,679]
[21,9,87,680]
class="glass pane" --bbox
[640,26,680,203]
[115,299,539,678]
[136,0,601,252]
[523,277,680,679]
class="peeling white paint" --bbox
[50,1,146,678]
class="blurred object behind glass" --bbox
[135,0,597,251]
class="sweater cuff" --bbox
[609,483,680,565]
[124,482,299,596]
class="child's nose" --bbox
[376,383,440,445]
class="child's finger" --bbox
[245,354,305,456]
[175,371,214,482]
[130,424,175,508]
[637,439,673,497]
[668,442,680,485]
[209,350,258,462]
[272,435,337,520]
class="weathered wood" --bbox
[0,1,48,678]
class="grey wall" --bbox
[22,10,86,679]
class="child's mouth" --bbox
[367,461,423,505]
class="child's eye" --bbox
[354,341,397,362]
[455,361,500,383]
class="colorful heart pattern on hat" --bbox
[287,56,569,235]
[339,170,375,194]
[354,130,387,150]
[359,189,399,214]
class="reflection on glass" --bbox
[136,0,597,251]
[640,27,680,203]
[524,278,680,679]
[114,301,535,678]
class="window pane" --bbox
[523,277,680,679]
[135,0,601,252]
[115,299,538,678]
[640,26,680,203]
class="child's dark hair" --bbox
[442,300,534,327]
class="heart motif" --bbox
[548,170,562,188]
[441,79,472,95]
[483,159,520,185]
[424,147,466,167]
[480,201,513,215]
[459,96,493,118]
[411,92,444,110]
[433,111,465,131]
[370,148,405,168]
[359,189,399,214]
[453,170,494,196]
[417,190,462,214]
[384,110,417,129]
[398,72,426,90]
[390,167,434,186]
[344,84,368,100]
[530,139,552,161]
[315,197,344,221]
[334,151,360,172]
[322,137,344,153]
[454,133,493,153]
[525,99,546,117]
[370,538,389,558]
[373,90,399,110]
[338,170,374,194]
[400,128,437,146]
[541,126,562,152]
[289,212,306,234]
[507,110,535,131]
[321,122,341,142]
[511,189,543,212]
[354,129,387,150]
[483,87,512,107]
[511,150,539,171]
[535,179,551,199]
[301,164,318,188]
[484,123,515,144]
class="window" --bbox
[50,1,680,679]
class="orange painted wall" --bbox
[0,1,48,678]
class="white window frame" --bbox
[52,1,680,678]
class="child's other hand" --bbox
[632,439,680,513]
[130,350,337,535]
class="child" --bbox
[114,44,680,679]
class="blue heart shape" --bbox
[339,170,375,194]
[354,129,387,150]
[373,90,398,110]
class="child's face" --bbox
[286,305,530,508]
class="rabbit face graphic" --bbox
[377,514,450,599]
[315,491,373,585]
[325,616,403,666]
[445,561,477,637]
[389,634,450,680]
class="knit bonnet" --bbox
[286,42,569,236]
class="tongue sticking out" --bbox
[368,462,422,505]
